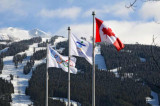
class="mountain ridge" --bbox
[0,27,51,41]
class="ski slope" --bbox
[0,27,51,41]
[146,91,159,106]
[52,97,81,106]
[0,27,30,41]
[0,36,107,106]
[54,36,67,48]
[95,45,107,70]
[0,47,9,54]
[0,56,33,106]
[0,37,80,106]
[0,42,42,106]
[109,68,120,78]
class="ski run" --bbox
[0,37,106,106]
[0,36,157,106]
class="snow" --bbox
[56,48,65,53]
[0,56,33,106]
[140,57,146,62]
[0,27,31,41]
[34,59,46,69]
[35,47,46,52]
[0,36,107,105]
[0,47,9,54]
[109,68,120,78]
[0,42,42,106]
[95,45,107,70]
[146,91,159,106]
[123,73,133,78]
[29,29,50,37]
[42,37,50,42]
[0,36,78,105]
[54,37,67,48]
[0,41,7,44]
[52,97,81,106]
[0,27,51,41]
[121,49,132,53]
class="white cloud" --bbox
[0,0,27,16]
[139,1,160,21]
[106,21,160,45]
[83,8,110,17]
[54,23,92,41]
[39,7,81,19]
[83,2,133,18]
[55,21,160,45]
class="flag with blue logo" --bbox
[48,45,77,74]
[70,33,92,64]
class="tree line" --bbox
[0,78,14,106]
[26,41,152,106]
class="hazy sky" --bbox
[0,0,160,44]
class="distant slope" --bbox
[0,27,51,41]
[0,27,30,41]
[95,45,107,70]
[29,29,50,38]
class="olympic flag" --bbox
[48,45,78,74]
[70,33,93,64]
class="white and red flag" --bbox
[95,17,124,51]
[48,45,77,74]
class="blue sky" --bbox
[0,0,160,44]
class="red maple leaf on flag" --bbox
[102,27,115,37]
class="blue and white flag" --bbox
[48,45,77,74]
[70,33,92,64]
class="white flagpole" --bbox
[68,27,71,106]
[92,11,96,106]
[46,43,49,106]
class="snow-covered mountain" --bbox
[0,27,50,41]
[29,29,50,38]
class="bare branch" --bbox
[125,0,137,9]
[126,0,160,9]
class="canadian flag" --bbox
[95,17,124,51]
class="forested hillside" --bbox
[26,41,159,106]
[0,78,14,106]
[0,37,42,106]
[101,44,160,87]
[1,36,159,106]
[101,43,160,103]
[0,37,41,57]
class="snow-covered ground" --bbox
[35,47,46,52]
[140,57,146,62]
[0,56,33,105]
[52,97,81,106]
[109,68,120,78]
[146,91,159,106]
[0,41,7,44]
[0,37,79,105]
[0,36,108,105]
[0,27,31,41]
[0,47,8,54]
[54,37,67,48]
[42,37,50,42]
[0,42,41,106]
[0,27,51,41]
[95,45,107,70]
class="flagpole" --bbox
[92,11,95,106]
[45,43,49,106]
[68,26,71,106]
